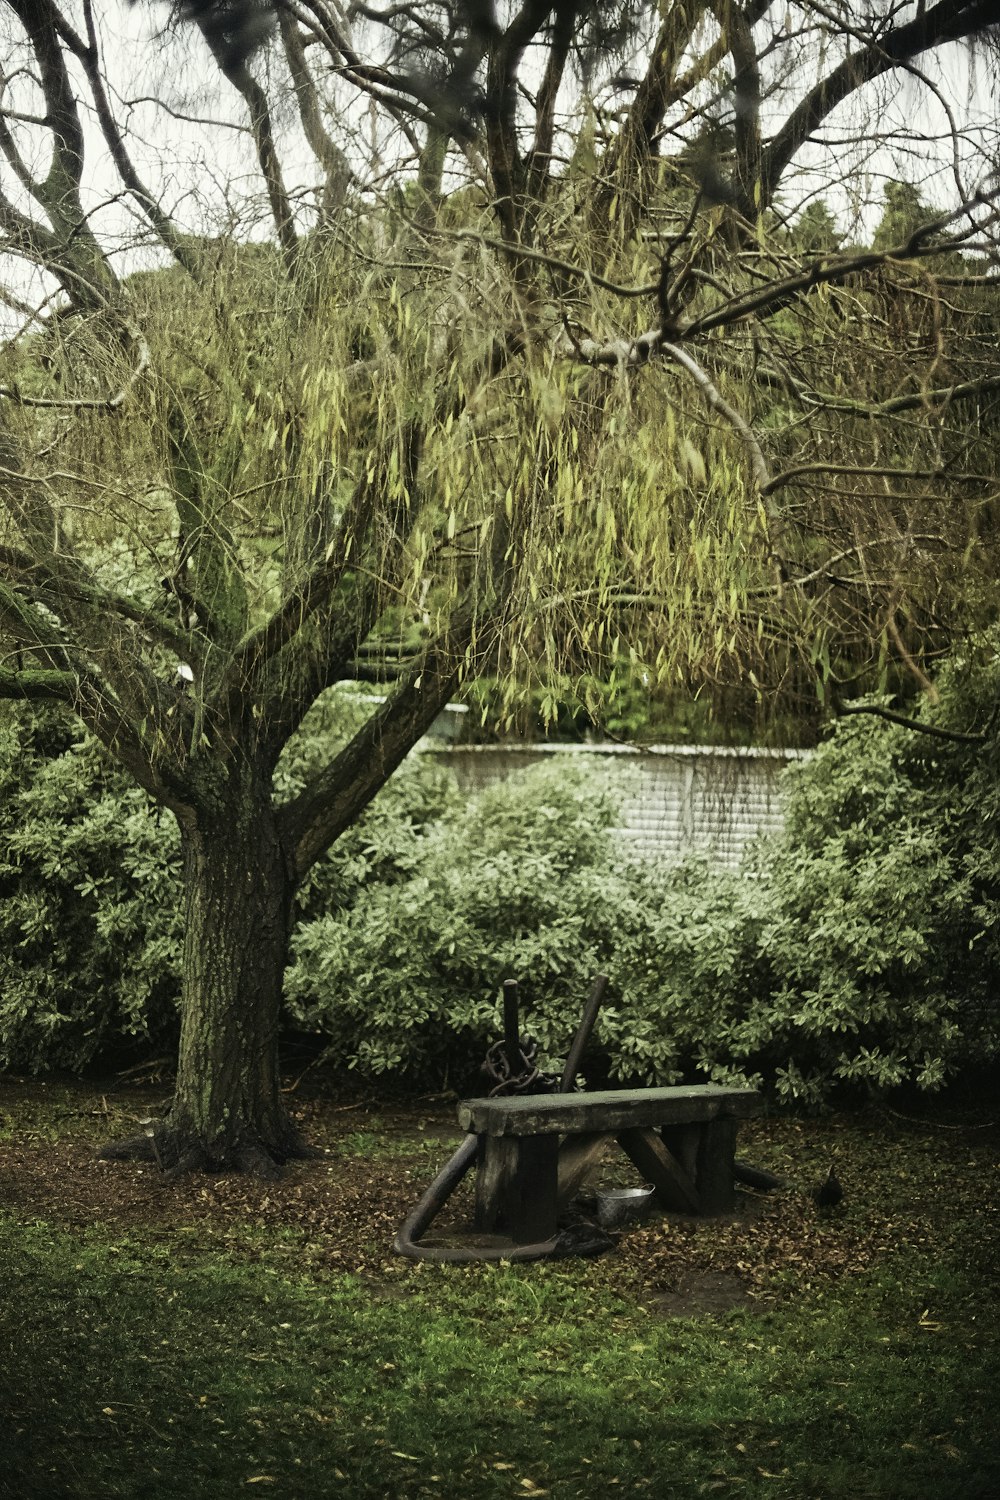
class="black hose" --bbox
[392,1132,558,1262]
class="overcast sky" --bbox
[0,1,997,335]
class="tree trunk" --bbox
[102,761,309,1175]
[166,772,305,1173]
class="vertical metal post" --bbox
[502,977,521,1077]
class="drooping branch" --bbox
[682,185,1000,339]
[0,326,150,409]
[192,7,300,267]
[661,339,772,493]
[803,373,1000,417]
[761,463,993,496]
[408,217,659,297]
[0,563,193,771]
[68,0,208,283]
[0,542,191,656]
[5,0,117,306]
[276,7,353,214]
[0,664,76,699]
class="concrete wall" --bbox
[423,742,809,869]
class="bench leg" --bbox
[556,1131,613,1209]
[696,1116,738,1214]
[660,1122,700,1182]
[617,1128,701,1214]
[475,1134,559,1243]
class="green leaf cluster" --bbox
[284,761,627,1083]
[0,707,183,1072]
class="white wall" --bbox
[422,742,809,870]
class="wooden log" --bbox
[559,974,609,1090]
[696,1116,738,1214]
[502,978,521,1076]
[556,1131,613,1208]
[474,1135,518,1233]
[459,1085,762,1137]
[474,1134,560,1244]
[661,1121,700,1181]
[617,1127,701,1214]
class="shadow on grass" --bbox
[0,1213,997,1500]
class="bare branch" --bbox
[280,601,477,879]
[0,663,76,699]
[661,338,772,493]
[835,701,986,744]
[0,329,150,409]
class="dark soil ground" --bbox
[2,1073,997,1311]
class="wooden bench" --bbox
[458,1085,763,1245]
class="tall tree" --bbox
[1,0,999,1171]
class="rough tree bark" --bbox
[168,770,303,1172]
[100,754,311,1174]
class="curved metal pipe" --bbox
[392,1133,559,1263]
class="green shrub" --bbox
[0,707,183,1072]
[603,695,996,1107]
[737,716,977,1105]
[601,857,772,1090]
[287,654,1000,1102]
[285,761,637,1086]
[4,642,998,1100]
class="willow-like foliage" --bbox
[1,0,999,1160]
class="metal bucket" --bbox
[595,1185,656,1230]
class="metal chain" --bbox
[481,1036,556,1097]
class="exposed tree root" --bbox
[97,1134,159,1165]
[97,1120,320,1179]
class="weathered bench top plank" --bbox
[458,1085,762,1137]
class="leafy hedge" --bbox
[284,761,632,1086]
[286,648,1000,1101]
[0,709,183,1072]
[3,641,999,1100]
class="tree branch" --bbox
[276,8,353,214]
[683,185,1000,340]
[806,374,1000,417]
[0,664,76,699]
[6,0,117,306]
[760,0,1000,204]
[661,339,772,492]
[0,327,150,409]
[279,602,478,880]
[192,7,299,268]
[835,701,985,744]
[67,0,206,282]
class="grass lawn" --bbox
[0,1077,997,1499]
